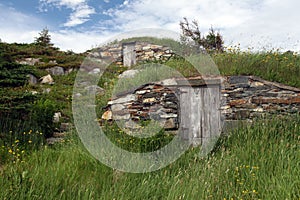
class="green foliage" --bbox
[180,17,224,52]
[31,99,57,138]
[34,28,53,47]
[0,43,35,87]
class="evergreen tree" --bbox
[34,28,53,47]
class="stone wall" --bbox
[101,75,300,130]
[90,42,174,66]
[102,83,179,130]
[222,76,300,120]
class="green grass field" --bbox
[0,116,299,199]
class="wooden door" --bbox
[179,85,221,146]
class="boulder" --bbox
[84,85,105,95]
[102,110,112,120]
[40,74,54,84]
[53,112,62,123]
[46,66,65,76]
[27,74,38,85]
[118,69,140,79]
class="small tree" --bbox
[34,28,53,47]
[179,18,224,53]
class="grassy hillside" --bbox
[0,38,299,199]
[0,116,299,199]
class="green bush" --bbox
[31,99,57,138]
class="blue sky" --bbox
[0,0,299,52]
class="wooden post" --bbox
[122,42,136,67]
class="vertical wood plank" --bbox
[123,43,136,67]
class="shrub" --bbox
[31,99,57,138]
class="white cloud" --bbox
[104,0,110,3]
[39,0,95,27]
[40,0,86,9]
[101,0,300,51]
[0,5,44,43]
[64,4,95,27]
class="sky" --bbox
[0,0,299,53]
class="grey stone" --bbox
[60,123,70,131]
[53,112,61,123]
[88,68,101,75]
[114,114,130,120]
[160,114,178,119]
[229,76,249,85]
[111,104,125,112]
[125,120,142,129]
[118,69,140,79]
[84,85,105,95]
[27,74,38,85]
[109,94,136,104]
[30,91,38,95]
[43,88,52,94]
[46,66,65,76]
[163,118,178,129]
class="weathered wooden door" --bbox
[122,42,136,67]
[179,85,221,146]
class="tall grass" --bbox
[214,47,300,88]
[0,115,299,199]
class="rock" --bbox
[74,93,82,98]
[88,68,101,75]
[53,112,61,123]
[253,107,264,112]
[111,104,125,112]
[159,78,177,86]
[100,51,112,58]
[60,123,70,131]
[118,70,140,79]
[49,60,57,64]
[228,76,249,85]
[163,118,178,129]
[108,94,136,105]
[90,52,100,57]
[143,98,156,104]
[234,110,250,120]
[221,105,231,110]
[17,58,40,65]
[46,66,65,76]
[46,137,64,145]
[43,88,51,94]
[136,90,148,95]
[66,68,74,74]
[250,81,264,87]
[27,74,38,85]
[40,74,54,84]
[30,91,38,95]
[84,85,105,95]
[229,99,247,107]
[160,114,178,119]
[124,120,142,130]
[102,111,112,120]
[113,114,130,120]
